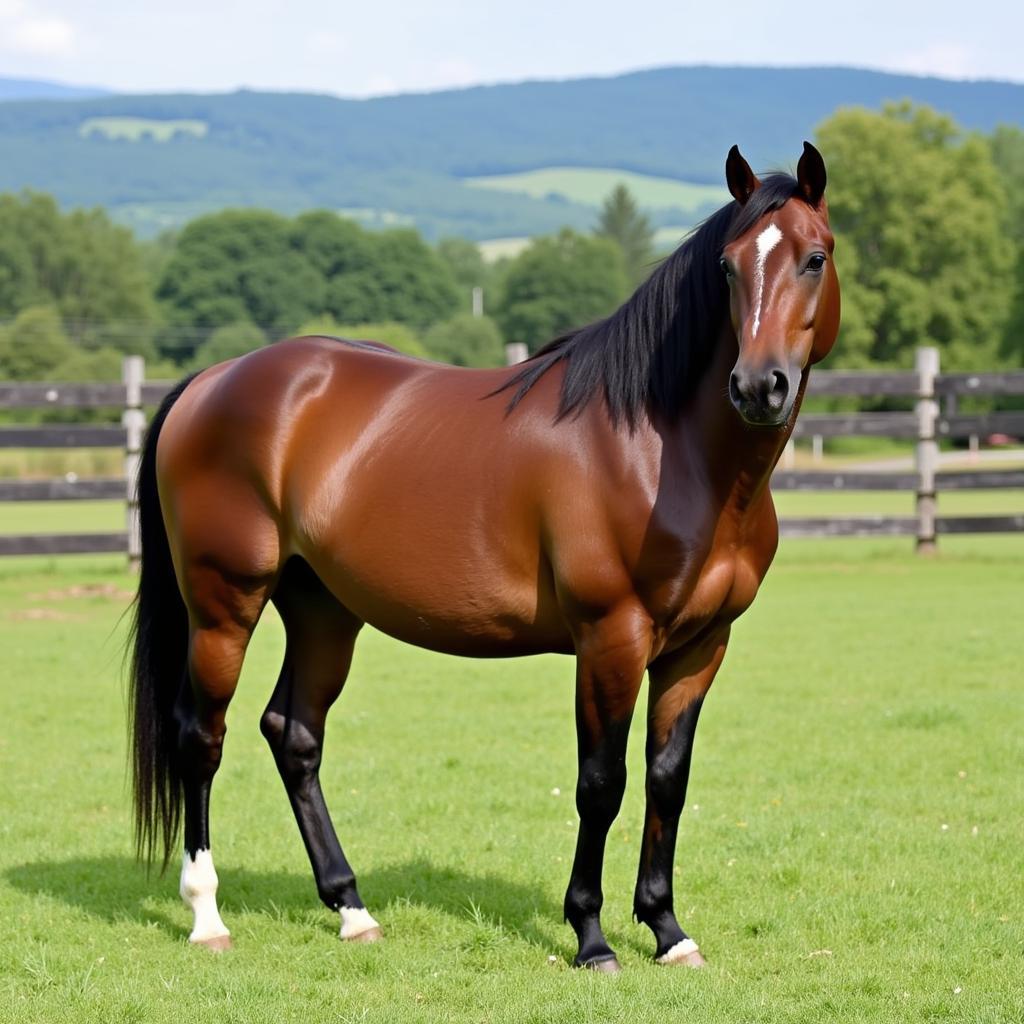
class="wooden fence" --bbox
[774,347,1024,550]
[1,349,1022,561]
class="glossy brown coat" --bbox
[132,144,839,969]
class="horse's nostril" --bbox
[729,372,742,405]
[766,370,789,409]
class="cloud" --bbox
[0,3,76,56]
[357,73,399,97]
[888,42,977,80]
[428,58,481,91]
[305,29,347,58]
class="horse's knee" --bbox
[177,711,227,777]
[647,748,688,821]
[260,709,322,784]
[576,756,627,829]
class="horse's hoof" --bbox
[581,955,622,973]
[191,933,232,952]
[345,926,383,944]
[656,939,705,968]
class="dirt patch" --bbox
[28,583,134,602]
[9,607,88,622]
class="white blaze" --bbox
[180,849,230,944]
[751,223,783,338]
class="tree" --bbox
[326,229,460,328]
[989,125,1024,364]
[292,213,461,327]
[191,322,267,370]
[50,345,125,381]
[158,210,325,339]
[494,229,630,350]
[0,305,73,379]
[423,313,504,367]
[0,192,156,350]
[816,103,1014,370]
[595,184,655,285]
[436,237,492,310]
[297,317,430,358]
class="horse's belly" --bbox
[301,536,573,658]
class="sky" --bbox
[0,0,1022,96]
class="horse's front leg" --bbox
[564,607,649,972]
[633,628,730,967]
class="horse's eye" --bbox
[805,253,826,273]
[719,258,733,278]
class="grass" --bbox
[1,535,1022,1023]
[0,449,123,481]
[0,501,124,535]
[464,167,728,212]
[3,491,1022,538]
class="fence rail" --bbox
[1,349,1022,559]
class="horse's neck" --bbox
[673,324,801,513]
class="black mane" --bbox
[499,174,805,428]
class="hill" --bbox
[0,76,111,101]
[0,66,1020,240]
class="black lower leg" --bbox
[634,697,703,957]
[261,687,364,912]
[175,687,226,858]
[565,719,631,968]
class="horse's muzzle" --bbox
[728,364,794,427]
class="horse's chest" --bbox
[655,551,764,652]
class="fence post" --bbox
[915,346,940,555]
[122,356,146,571]
[505,342,528,365]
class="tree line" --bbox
[1,102,1022,386]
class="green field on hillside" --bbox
[1,535,1021,1022]
[79,117,208,142]
[465,167,729,212]
[479,226,700,262]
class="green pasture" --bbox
[1,530,1022,1023]
[79,117,209,143]
[3,490,1023,538]
[464,167,728,213]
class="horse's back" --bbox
[157,336,577,653]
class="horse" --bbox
[129,142,839,972]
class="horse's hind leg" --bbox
[261,559,380,942]
[177,562,275,950]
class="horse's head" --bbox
[720,142,840,427]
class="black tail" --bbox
[128,374,198,870]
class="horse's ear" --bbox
[797,141,827,207]
[725,145,760,206]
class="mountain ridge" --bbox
[0,65,1020,239]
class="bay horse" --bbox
[129,142,839,971]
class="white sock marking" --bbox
[752,223,783,338]
[656,937,700,964]
[340,905,380,939]
[180,849,230,943]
